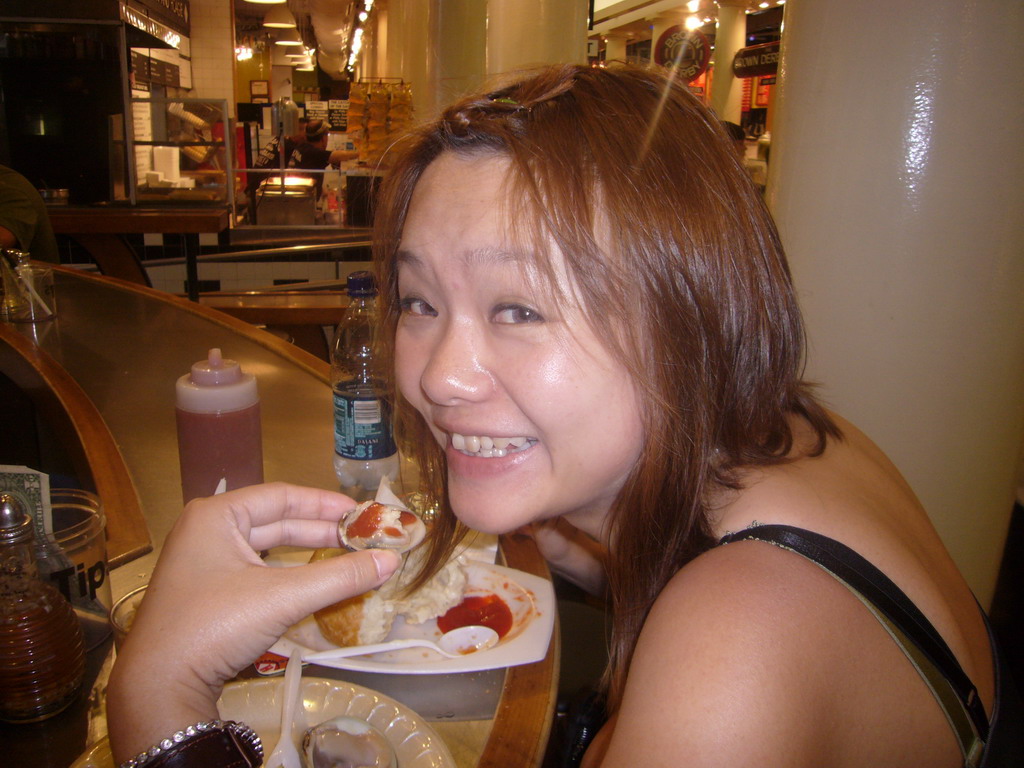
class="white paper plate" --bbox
[267,556,555,675]
[71,677,455,768]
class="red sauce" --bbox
[347,505,419,540]
[346,502,385,539]
[437,594,514,639]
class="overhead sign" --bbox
[733,41,780,79]
[654,26,711,83]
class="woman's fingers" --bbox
[173,483,359,552]
[253,549,401,629]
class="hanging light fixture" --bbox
[274,28,303,46]
[263,5,296,28]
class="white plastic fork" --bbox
[264,648,305,768]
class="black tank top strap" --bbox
[718,524,990,747]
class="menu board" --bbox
[305,99,348,131]
[131,49,182,88]
[305,100,329,123]
[328,100,348,131]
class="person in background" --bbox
[721,120,748,160]
[105,65,1022,767]
[244,117,308,207]
[0,164,59,263]
[288,118,358,196]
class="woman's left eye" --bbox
[493,303,544,324]
[398,296,437,317]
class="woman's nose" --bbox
[419,319,495,406]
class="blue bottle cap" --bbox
[347,270,376,297]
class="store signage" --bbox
[306,101,329,123]
[328,100,349,132]
[733,41,780,79]
[654,26,711,83]
[131,50,180,87]
[127,0,190,36]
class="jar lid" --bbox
[0,493,32,546]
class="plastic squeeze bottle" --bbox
[331,271,398,500]
[176,348,263,504]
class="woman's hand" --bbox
[107,482,400,762]
[522,517,608,598]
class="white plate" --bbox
[71,677,454,768]
[267,557,555,675]
[219,677,455,767]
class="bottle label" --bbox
[333,388,396,461]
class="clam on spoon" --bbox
[302,624,499,663]
[338,500,427,554]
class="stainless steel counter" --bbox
[36,268,340,599]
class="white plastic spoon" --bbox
[264,648,304,768]
[302,625,499,663]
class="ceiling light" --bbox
[263,6,296,28]
[685,15,703,30]
[245,0,285,4]
[274,30,303,46]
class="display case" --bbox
[115,97,234,206]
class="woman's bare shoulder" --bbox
[597,541,959,767]
[598,544,839,765]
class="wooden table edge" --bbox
[0,321,151,567]
[53,265,333,382]
[482,533,560,768]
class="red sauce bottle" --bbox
[175,348,264,504]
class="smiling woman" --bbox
[371,63,1023,767]
[392,152,643,540]
[96,61,1020,768]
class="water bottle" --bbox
[331,271,398,499]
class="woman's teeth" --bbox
[450,433,531,458]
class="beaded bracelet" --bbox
[117,719,263,768]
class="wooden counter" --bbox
[48,206,230,298]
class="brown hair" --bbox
[373,64,840,709]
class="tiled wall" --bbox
[189,0,236,116]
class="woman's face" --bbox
[394,152,643,537]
